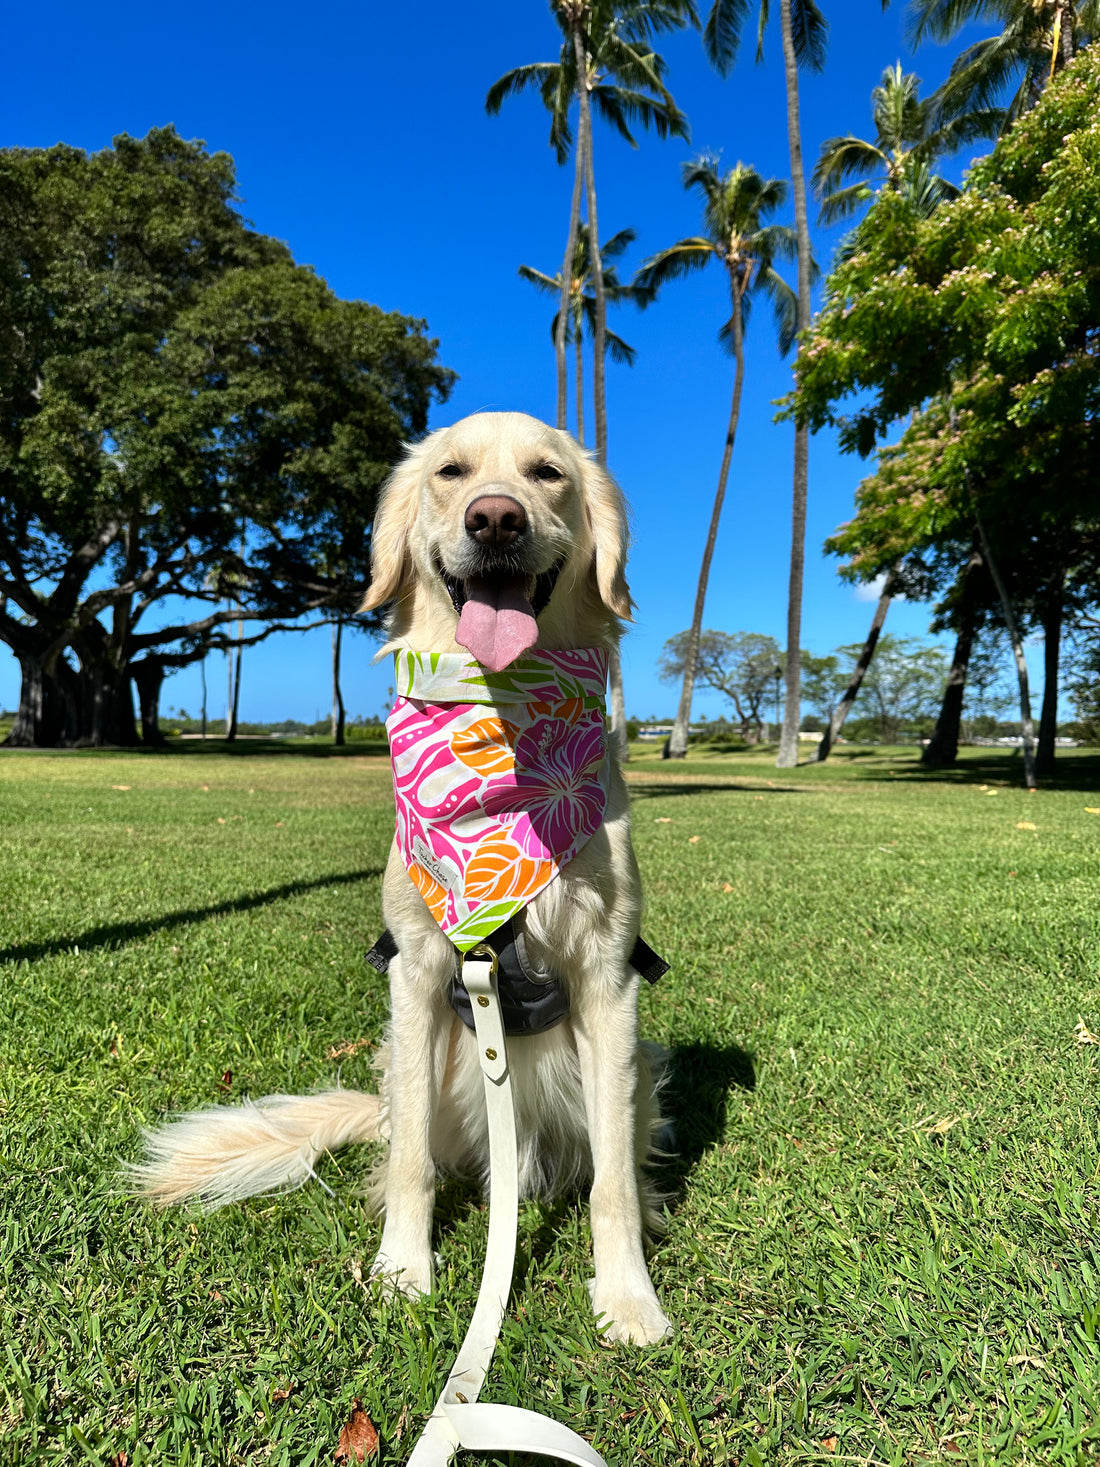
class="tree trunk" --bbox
[975,514,1036,788]
[575,28,607,465]
[5,653,69,747]
[667,286,747,759]
[816,568,897,762]
[557,93,586,432]
[131,657,168,746]
[776,0,813,770]
[608,646,629,762]
[332,619,346,746]
[6,650,137,748]
[574,323,585,447]
[227,636,243,741]
[922,548,981,768]
[1035,584,1063,777]
[201,654,208,740]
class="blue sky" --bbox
[2,0,1017,724]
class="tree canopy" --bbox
[0,128,455,746]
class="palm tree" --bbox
[813,62,1003,224]
[487,0,694,453]
[519,224,646,447]
[702,0,826,767]
[907,0,1099,126]
[636,157,798,759]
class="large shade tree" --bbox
[635,157,797,758]
[0,129,454,747]
[703,0,827,768]
[794,49,1100,782]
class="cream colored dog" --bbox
[134,411,671,1346]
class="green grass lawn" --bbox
[2,741,1099,1465]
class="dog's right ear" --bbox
[360,445,426,612]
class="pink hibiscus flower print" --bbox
[504,712,606,858]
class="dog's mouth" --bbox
[437,559,565,673]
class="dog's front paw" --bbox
[370,1249,434,1298]
[587,1279,673,1346]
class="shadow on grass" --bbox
[848,748,1100,791]
[0,867,383,966]
[0,738,391,760]
[628,782,804,801]
[659,1041,756,1203]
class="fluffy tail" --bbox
[127,1090,383,1209]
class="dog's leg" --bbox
[371,949,451,1298]
[573,968,672,1346]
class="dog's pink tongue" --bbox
[456,574,538,672]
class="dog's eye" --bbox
[530,462,564,483]
[437,463,467,480]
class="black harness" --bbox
[366,920,669,1038]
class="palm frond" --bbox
[518,264,562,295]
[817,180,876,225]
[702,0,751,75]
[812,136,888,193]
[600,228,638,260]
[758,265,800,355]
[634,239,716,297]
[791,0,829,73]
[485,62,561,115]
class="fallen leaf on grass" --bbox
[216,1069,233,1094]
[820,1438,838,1454]
[1016,821,1036,830]
[688,835,700,844]
[216,817,226,824]
[1074,1016,1100,1046]
[722,882,734,893]
[335,1401,378,1462]
[654,817,672,823]
[272,1385,296,1404]
[983,790,999,796]
[1086,807,1100,815]
[109,1453,129,1467]
[328,1038,371,1060]
[112,785,131,791]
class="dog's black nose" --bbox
[464,494,528,547]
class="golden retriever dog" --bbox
[134,410,671,1346]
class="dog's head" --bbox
[362,412,631,667]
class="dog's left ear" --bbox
[581,457,633,621]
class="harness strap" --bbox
[406,949,607,1467]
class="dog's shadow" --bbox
[656,1040,755,1202]
[435,1040,755,1279]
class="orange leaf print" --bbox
[409,862,449,924]
[450,717,518,776]
[528,697,584,724]
[465,834,554,905]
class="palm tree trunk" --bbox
[200,652,207,741]
[776,0,813,770]
[557,129,586,431]
[975,514,1036,789]
[816,567,897,762]
[575,322,585,447]
[667,286,747,759]
[1035,579,1064,777]
[331,618,346,746]
[574,26,607,464]
[608,645,629,761]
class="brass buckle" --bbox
[466,943,500,978]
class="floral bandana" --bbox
[386,648,609,951]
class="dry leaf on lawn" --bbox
[654,817,672,823]
[1086,807,1100,815]
[1016,821,1036,830]
[112,785,131,791]
[335,1400,378,1462]
[722,882,733,893]
[1074,1016,1100,1046]
[821,1438,838,1454]
[688,835,700,844]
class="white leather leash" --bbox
[406,948,608,1467]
